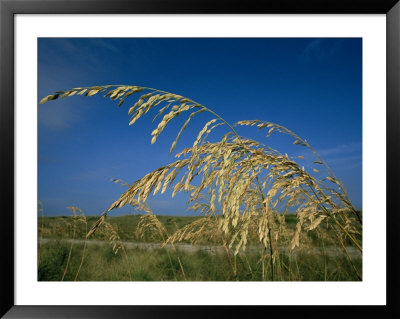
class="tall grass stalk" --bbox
[71,207,88,281]
[41,84,362,281]
[38,200,45,266]
[61,209,77,281]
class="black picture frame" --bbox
[1,0,399,318]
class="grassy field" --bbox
[38,214,362,281]
[39,215,202,242]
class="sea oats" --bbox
[41,84,362,281]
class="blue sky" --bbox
[38,38,362,216]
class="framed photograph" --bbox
[1,0,399,317]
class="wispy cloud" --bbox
[299,39,344,62]
[38,104,82,130]
[295,142,361,159]
[315,142,362,171]
[324,154,362,170]
[294,142,362,172]
[317,142,361,157]
[87,38,121,53]
[39,38,121,76]
[69,167,114,182]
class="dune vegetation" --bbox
[39,84,362,281]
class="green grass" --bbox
[38,240,361,281]
[38,214,361,281]
[39,214,203,242]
